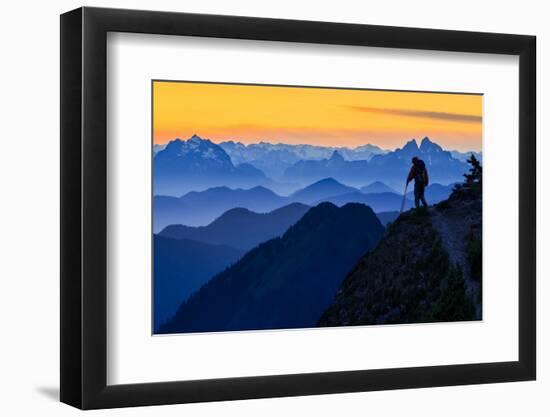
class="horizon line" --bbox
[155,134,482,153]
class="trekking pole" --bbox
[399,182,409,214]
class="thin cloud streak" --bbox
[349,106,482,124]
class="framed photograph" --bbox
[60,7,536,409]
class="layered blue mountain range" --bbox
[159,202,385,334]
[283,137,469,190]
[152,134,478,334]
[360,181,398,194]
[154,135,270,195]
[159,203,310,251]
[289,177,357,204]
[153,177,455,231]
[153,185,288,231]
[219,140,387,178]
[154,135,477,196]
[450,149,483,163]
[406,182,456,203]
[316,191,414,213]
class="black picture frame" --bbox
[60,6,536,410]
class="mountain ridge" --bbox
[159,202,310,250]
[219,140,388,179]
[361,181,397,194]
[290,177,358,204]
[316,191,413,212]
[318,180,482,327]
[282,136,469,189]
[159,202,385,334]
[153,185,289,231]
[154,135,270,196]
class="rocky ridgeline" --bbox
[318,180,482,327]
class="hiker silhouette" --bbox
[407,156,429,208]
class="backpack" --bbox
[414,160,428,185]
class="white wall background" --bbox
[0,0,546,415]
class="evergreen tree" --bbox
[463,154,482,186]
[449,153,482,201]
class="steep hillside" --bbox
[376,211,399,226]
[159,203,385,334]
[153,236,244,331]
[318,181,481,327]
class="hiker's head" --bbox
[412,156,419,165]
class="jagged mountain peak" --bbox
[161,135,227,157]
[169,134,207,144]
[420,136,432,144]
[420,136,443,153]
[401,138,419,151]
[189,133,205,142]
[154,135,271,196]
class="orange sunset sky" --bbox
[153,81,482,152]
